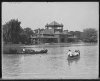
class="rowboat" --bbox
[67,51,80,60]
[3,49,48,54]
[23,49,48,54]
[67,54,80,60]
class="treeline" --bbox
[3,19,98,44]
[68,28,97,43]
[82,28,97,42]
[3,19,34,44]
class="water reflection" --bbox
[2,54,24,77]
[83,46,98,67]
[67,56,80,66]
[2,45,98,79]
[47,56,64,71]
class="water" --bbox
[2,44,99,79]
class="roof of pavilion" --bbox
[40,29,54,34]
[45,21,63,27]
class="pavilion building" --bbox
[30,21,77,44]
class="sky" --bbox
[2,2,99,32]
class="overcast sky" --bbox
[2,2,99,31]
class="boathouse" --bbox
[30,21,77,44]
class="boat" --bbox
[67,54,80,60]
[28,49,48,54]
[4,49,48,54]
[67,51,80,60]
[67,54,80,66]
[19,49,48,54]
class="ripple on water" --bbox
[2,45,99,79]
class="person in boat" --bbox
[43,48,46,50]
[22,48,26,53]
[42,48,47,52]
[74,50,80,56]
[77,50,80,55]
[67,50,73,56]
[23,48,25,51]
[77,50,80,54]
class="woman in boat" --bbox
[77,50,80,55]
[67,50,73,56]
[74,50,80,56]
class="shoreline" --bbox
[3,42,98,48]
[2,42,98,54]
[3,42,98,50]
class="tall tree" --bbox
[3,19,22,44]
[19,30,28,44]
[23,27,34,44]
[24,27,34,37]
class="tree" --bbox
[19,29,28,44]
[74,31,83,40]
[82,28,97,42]
[3,19,22,44]
[24,27,34,37]
[23,27,34,44]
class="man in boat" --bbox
[67,50,73,56]
[22,48,26,53]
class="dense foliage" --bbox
[3,19,34,44]
[67,31,83,42]
[82,28,97,42]
[67,29,97,43]
[3,19,22,44]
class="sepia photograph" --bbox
[2,2,99,79]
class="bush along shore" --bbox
[3,44,25,54]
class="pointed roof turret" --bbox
[45,21,63,27]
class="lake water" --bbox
[2,44,99,79]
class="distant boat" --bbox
[4,49,48,54]
[25,49,48,54]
